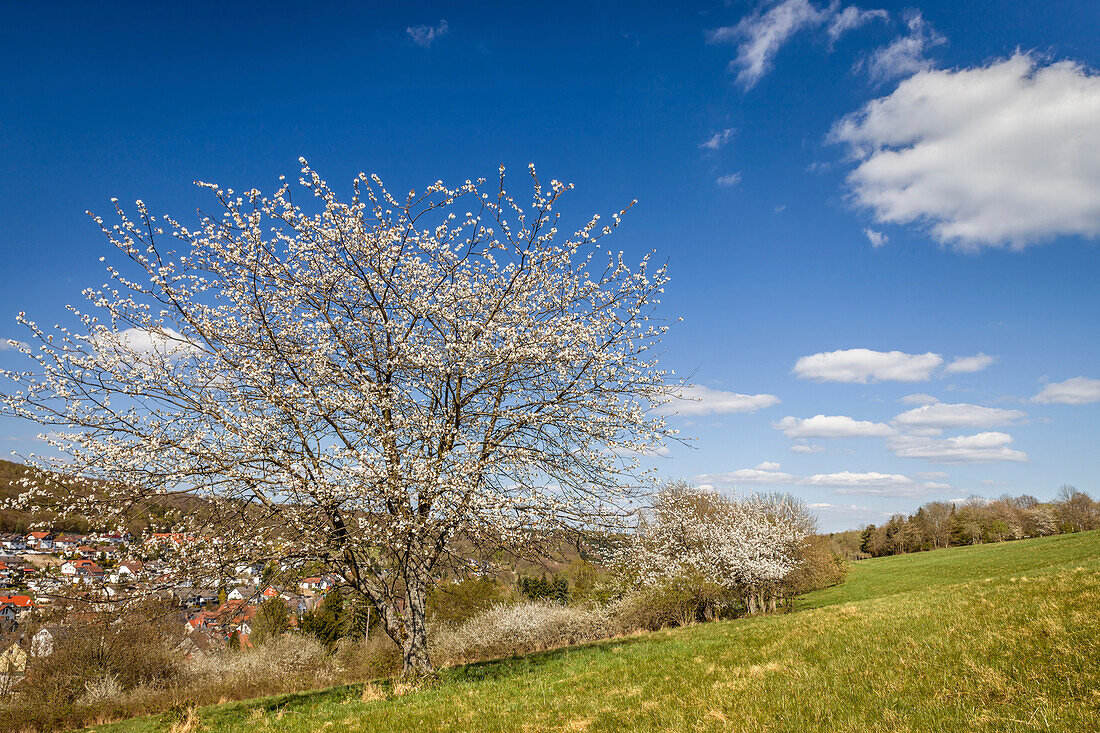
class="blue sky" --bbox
[1,1,1098,531]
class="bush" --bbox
[21,614,183,705]
[782,535,849,597]
[8,606,184,730]
[612,575,735,631]
[333,632,401,680]
[186,633,334,686]
[430,601,619,666]
[250,596,290,645]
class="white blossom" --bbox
[0,162,676,674]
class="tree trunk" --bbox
[768,595,777,614]
[745,592,756,615]
[400,575,433,676]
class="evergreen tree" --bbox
[251,596,290,645]
[859,525,876,555]
[300,589,345,648]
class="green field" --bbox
[90,531,1100,732]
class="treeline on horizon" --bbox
[834,485,1099,559]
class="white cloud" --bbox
[1032,376,1100,405]
[755,461,782,471]
[805,470,946,497]
[774,414,893,439]
[657,385,780,416]
[700,128,736,150]
[892,402,1025,430]
[708,0,825,89]
[900,393,939,405]
[696,468,797,486]
[944,353,996,375]
[793,348,942,383]
[807,501,871,512]
[1,339,29,351]
[827,5,888,42]
[406,19,448,47]
[789,443,825,454]
[858,10,945,82]
[716,172,743,187]
[806,470,909,488]
[864,228,888,247]
[94,327,193,357]
[832,54,1100,249]
[707,0,885,89]
[887,431,1028,463]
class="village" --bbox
[0,528,341,688]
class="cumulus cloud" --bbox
[657,385,780,416]
[406,19,448,47]
[807,501,871,512]
[707,0,886,89]
[887,431,1028,463]
[944,353,996,375]
[696,468,797,486]
[831,54,1100,249]
[864,228,888,247]
[717,172,743,187]
[789,443,825,453]
[793,348,942,383]
[858,10,945,82]
[774,414,893,439]
[697,465,953,498]
[700,128,736,150]
[94,327,193,356]
[892,402,1025,430]
[900,393,939,405]
[756,461,782,471]
[1032,376,1100,405]
[805,470,947,497]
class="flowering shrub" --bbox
[620,482,816,615]
[430,601,620,666]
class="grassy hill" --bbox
[89,531,1100,732]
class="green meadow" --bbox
[90,531,1100,732]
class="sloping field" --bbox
[91,531,1100,732]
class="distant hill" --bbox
[0,458,204,535]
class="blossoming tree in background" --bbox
[0,160,675,675]
[625,481,815,615]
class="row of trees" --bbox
[857,486,1099,558]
